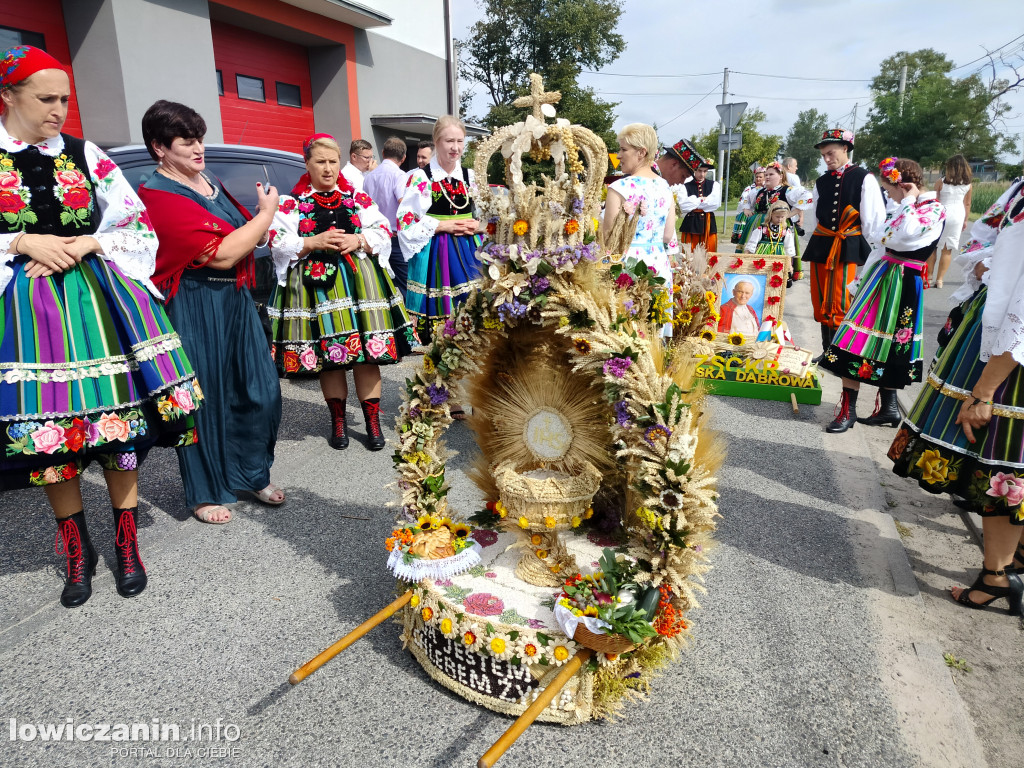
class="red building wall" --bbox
[211,21,314,152]
[0,0,83,137]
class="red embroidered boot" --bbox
[326,397,349,450]
[113,506,147,598]
[55,511,98,608]
[360,398,386,451]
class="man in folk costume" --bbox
[658,138,694,197]
[802,129,886,361]
[676,154,722,252]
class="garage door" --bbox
[212,21,314,153]
[0,0,82,137]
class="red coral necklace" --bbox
[311,189,343,209]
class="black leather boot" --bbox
[826,387,858,433]
[360,398,386,451]
[858,388,901,427]
[55,511,98,608]
[113,507,147,598]
[812,324,833,365]
[326,397,349,450]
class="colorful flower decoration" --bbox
[879,157,901,185]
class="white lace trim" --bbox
[1,335,183,384]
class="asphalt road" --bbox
[0,266,986,768]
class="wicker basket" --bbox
[494,461,601,529]
[572,624,636,655]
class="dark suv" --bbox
[106,144,307,303]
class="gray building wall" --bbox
[62,0,222,147]
[309,45,353,150]
[353,30,447,150]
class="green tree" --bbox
[691,108,783,203]
[856,49,1014,168]
[783,108,829,183]
[458,0,624,144]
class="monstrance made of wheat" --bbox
[286,75,722,765]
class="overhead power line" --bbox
[658,84,722,130]
[582,69,720,78]
[730,70,871,83]
[950,32,1024,72]
[731,93,873,102]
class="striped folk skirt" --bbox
[889,287,1024,523]
[268,252,417,377]
[819,254,925,389]
[405,231,482,327]
[0,254,201,490]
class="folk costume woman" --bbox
[735,162,812,274]
[676,158,721,253]
[889,178,1024,616]
[270,134,415,451]
[138,100,284,525]
[397,115,482,343]
[820,158,945,434]
[732,166,765,244]
[0,48,202,606]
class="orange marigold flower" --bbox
[564,219,580,235]
[512,219,529,236]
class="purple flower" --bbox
[526,618,545,629]
[409,407,422,419]
[426,384,450,405]
[497,300,529,323]
[614,399,631,427]
[623,299,637,316]
[530,275,550,293]
[570,197,584,215]
[603,357,632,378]
[442,319,457,338]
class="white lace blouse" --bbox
[395,157,476,262]
[981,182,1024,364]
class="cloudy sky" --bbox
[450,0,1024,160]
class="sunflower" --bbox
[451,523,471,538]
[728,332,745,346]
[573,337,592,354]
[536,549,549,559]
[512,219,529,236]
[705,290,718,307]
[700,329,715,342]
[530,534,543,546]
[417,514,440,531]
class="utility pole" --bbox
[717,67,729,173]
[851,102,858,135]
[898,62,907,116]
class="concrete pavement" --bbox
[0,279,987,768]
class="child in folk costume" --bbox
[732,166,765,244]
[744,201,796,263]
[820,158,945,433]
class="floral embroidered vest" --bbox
[753,185,789,215]
[425,165,472,217]
[292,184,374,247]
[0,134,100,237]
[679,178,717,235]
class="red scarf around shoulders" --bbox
[138,182,256,300]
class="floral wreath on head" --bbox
[879,157,901,184]
[763,161,785,176]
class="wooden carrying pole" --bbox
[477,648,593,768]
[289,590,413,685]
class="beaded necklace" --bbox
[311,189,343,209]
[434,168,471,211]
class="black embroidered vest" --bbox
[0,134,101,237]
[753,185,790,215]
[679,178,717,235]
[803,165,874,266]
[425,165,473,217]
